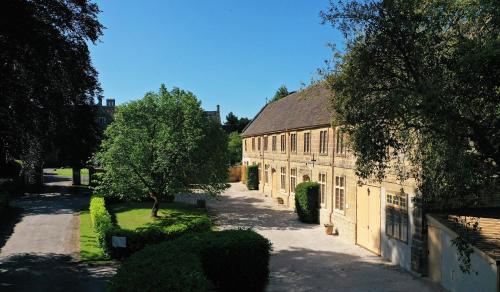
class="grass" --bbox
[110,201,210,231]
[79,210,109,262]
[54,168,89,177]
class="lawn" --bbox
[110,201,211,231]
[79,210,108,262]
[54,168,89,177]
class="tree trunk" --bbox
[150,193,160,218]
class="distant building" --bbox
[96,97,116,128]
[204,104,221,124]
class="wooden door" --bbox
[356,185,381,254]
[428,225,442,283]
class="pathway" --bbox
[209,183,443,292]
[0,172,113,291]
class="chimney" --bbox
[216,104,220,113]
[106,99,115,107]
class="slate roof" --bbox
[433,209,500,262]
[242,83,333,137]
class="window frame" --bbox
[272,136,277,152]
[334,175,346,213]
[386,192,409,243]
[319,173,327,207]
[303,132,311,154]
[290,133,297,153]
[280,166,286,190]
[335,129,347,157]
[263,136,268,151]
[257,137,261,151]
[264,164,269,184]
[319,130,328,155]
[280,134,286,153]
[252,137,255,151]
[290,168,297,193]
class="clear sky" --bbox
[89,0,343,120]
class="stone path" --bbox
[208,183,444,292]
[0,173,113,292]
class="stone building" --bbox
[96,97,116,128]
[241,83,425,274]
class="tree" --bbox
[94,85,229,217]
[270,85,290,102]
[322,0,500,272]
[222,112,251,133]
[0,0,103,186]
[227,132,242,166]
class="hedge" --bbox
[89,195,113,248]
[295,181,320,223]
[109,229,272,292]
[105,216,212,259]
[246,164,259,190]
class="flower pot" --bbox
[324,225,334,235]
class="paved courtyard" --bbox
[208,183,443,292]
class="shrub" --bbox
[110,229,272,292]
[246,164,259,190]
[105,216,212,259]
[295,182,320,223]
[89,195,113,247]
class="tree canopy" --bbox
[322,0,500,209]
[0,0,103,184]
[227,132,242,166]
[222,112,251,134]
[94,85,229,216]
[270,85,291,102]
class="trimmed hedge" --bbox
[89,195,113,247]
[110,229,272,292]
[246,164,259,190]
[105,216,212,259]
[295,182,320,223]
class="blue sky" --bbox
[89,0,343,120]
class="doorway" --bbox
[356,185,381,255]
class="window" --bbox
[280,134,286,153]
[290,134,297,153]
[303,132,311,153]
[336,130,347,156]
[264,136,268,151]
[257,137,261,151]
[264,164,269,184]
[386,192,408,242]
[252,138,255,151]
[98,117,106,125]
[334,176,345,211]
[319,173,327,205]
[272,136,277,152]
[258,163,262,181]
[319,130,328,154]
[280,167,286,190]
[290,168,297,193]
[244,139,247,152]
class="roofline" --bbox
[241,101,271,135]
[241,123,332,138]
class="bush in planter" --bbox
[109,229,272,292]
[246,164,259,190]
[294,182,320,223]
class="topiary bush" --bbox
[89,195,113,247]
[294,181,320,223]
[246,164,259,190]
[109,229,272,292]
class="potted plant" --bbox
[324,223,334,235]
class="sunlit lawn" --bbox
[110,201,210,231]
[54,168,89,177]
[79,210,109,262]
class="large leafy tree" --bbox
[95,85,229,217]
[222,112,250,134]
[0,0,103,185]
[227,132,242,166]
[270,85,290,102]
[322,0,500,208]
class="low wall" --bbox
[228,166,241,182]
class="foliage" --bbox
[270,85,290,102]
[227,132,242,166]
[94,85,229,216]
[295,182,320,223]
[89,196,113,248]
[246,165,259,190]
[0,0,103,184]
[79,210,108,262]
[222,112,251,134]
[109,229,272,292]
[105,201,212,258]
[321,0,500,272]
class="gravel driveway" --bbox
[0,174,113,291]
[209,183,443,292]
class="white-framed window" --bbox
[303,132,311,153]
[280,167,286,190]
[290,168,297,193]
[290,133,297,153]
[319,130,328,154]
[272,136,277,152]
[319,173,327,205]
[280,134,286,153]
[334,176,345,211]
[336,129,347,156]
[386,192,408,242]
[264,164,269,184]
